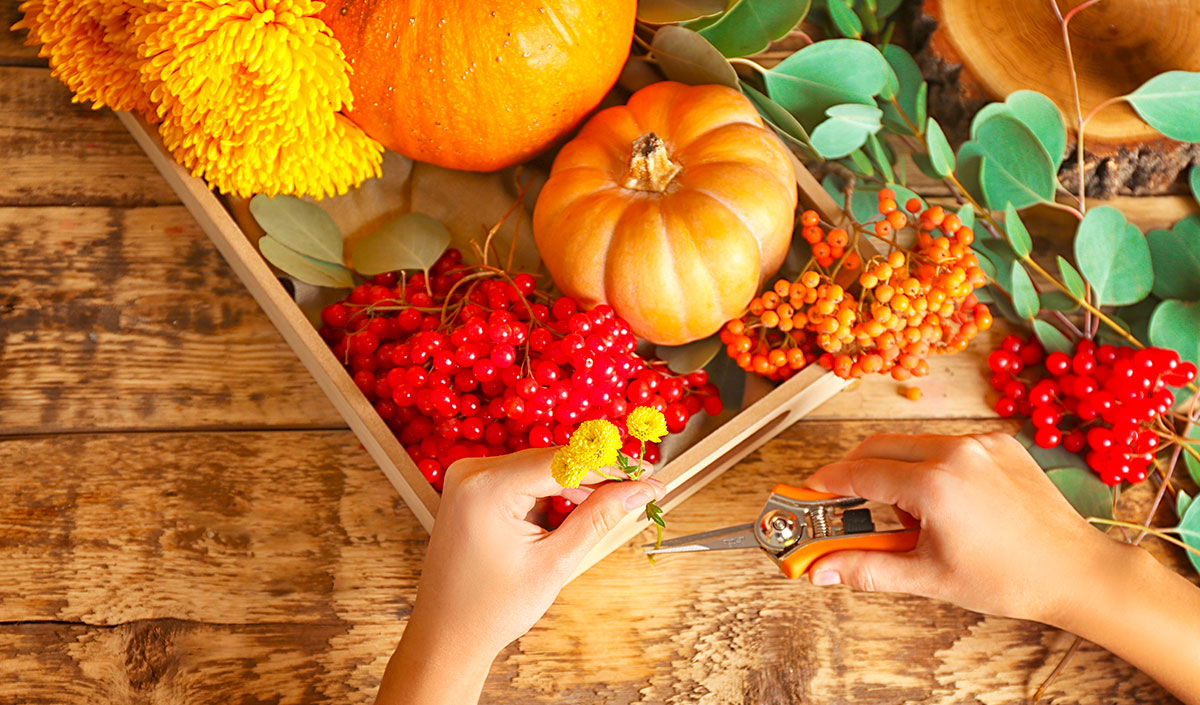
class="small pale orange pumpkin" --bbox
[533,81,797,345]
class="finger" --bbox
[807,548,930,595]
[543,480,664,563]
[481,447,657,499]
[804,458,926,509]
[843,433,948,463]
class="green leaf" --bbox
[1147,215,1200,301]
[740,81,813,149]
[822,174,923,224]
[1179,496,1200,574]
[1046,466,1114,521]
[1191,165,1200,206]
[1056,256,1087,301]
[1033,319,1073,354]
[969,103,1014,139]
[864,133,894,183]
[1003,203,1033,258]
[1149,299,1200,367]
[826,0,862,38]
[1074,207,1153,306]
[1186,426,1200,487]
[989,286,1023,324]
[1010,264,1039,319]
[1110,297,1158,347]
[351,212,451,276]
[975,115,1057,209]
[954,140,987,205]
[764,39,889,128]
[638,0,727,24]
[956,204,975,231]
[657,336,723,374]
[810,103,883,159]
[924,117,955,177]
[1040,292,1079,312]
[259,236,355,289]
[1016,422,1089,472]
[697,0,812,57]
[1179,489,1193,521]
[1005,91,1067,167]
[973,238,1017,291]
[844,148,874,177]
[1127,71,1200,142]
[879,44,925,135]
[249,194,344,264]
[652,25,739,88]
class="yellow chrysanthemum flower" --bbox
[627,406,668,444]
[14,0,155,116]
[551,446,590,490]
[568,419,623,471]
[137,0,383,198]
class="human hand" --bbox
[377,447,664,705]
[802,432,1129,625]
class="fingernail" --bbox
[560,487,592,504]
[811,569,841,586]
[624,489,654,511]
[644,477,666,491]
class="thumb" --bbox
[807,549,924,595]
[547,480,661,563]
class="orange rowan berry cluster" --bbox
[720,190,994,382]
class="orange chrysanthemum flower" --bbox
[136,0,383,198]
[13,0,155,116]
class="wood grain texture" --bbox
[0,420,1186,704]
[0,0,41,64]
[0,67,179,206]
[0,206,343,433]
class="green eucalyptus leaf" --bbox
[740,81,813,149]
[1114,297,1158,346]
[954,140,987,205]
[1149,299,1200,367]
[826,0,862,38]
[822,175,922,223]
[879,44,925,135]
[1056,256,1087,301]
[1179,489,1193,521]
[638,0,728,24]
[989,286,1023,324]
[1010,264,1039,319]
[845,148,874,176]
[925,117,956,177]
[1127,71,1200,142]
[973,238,1017,290]
[1005,90,1067,167]
[249,194,344,264]
[351,212,451,276]
[1179,497,1200,574]
[1046,466,1114,521]
[1191,165,1200,205]
[969,103,1015,139]
[259,236,355,289]
[864,133,895,183]
[1147,215,1200,301]
[976,115,1056,209]
[810,103,883,158]
[697,0,812,58]
[764,39,889,128]
[1033,319,1073,354]
[1003,203,1033,258]
[910,153,942,181]
[1017,422,1089,472]
[1186,425,1200,487]
[1074,207,1153,306]
[652,25,739,88]
[1040,291,1079,312]
[957,204,975,231]
[657,336,723,374]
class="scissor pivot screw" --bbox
[758,509,801,550]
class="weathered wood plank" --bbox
[0,206,344,433]
[0,421,1187,704]
[0,67,178,206]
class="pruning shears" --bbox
[644,485,920,578]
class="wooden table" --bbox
[2,12,1195,703]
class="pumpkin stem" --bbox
[624,133,681,193]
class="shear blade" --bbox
[643,523,757,554]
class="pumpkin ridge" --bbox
[658,195,723,327]
[605,198,689,336]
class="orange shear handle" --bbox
[771,484,920,579]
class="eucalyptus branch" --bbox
[1087,518,1200,557]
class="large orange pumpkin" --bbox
[533,82,797,346]
[318,0,636,172]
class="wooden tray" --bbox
[118,110,865,575]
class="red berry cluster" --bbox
[988,335,1195,486]
[317,249,722,503]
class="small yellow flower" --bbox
[567,419,622,471]
[551,446,589,490]
[627,406,668,444]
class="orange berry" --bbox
[924,205,945,226]
[827,284,845,299]
[878,198,898,215]
[776,303,794,319]
[941,213,961,234]
[888,251,905,269]
[791,313,808,328]
[891,294,910,313]
[817,256,835,268]
[787,348,806,368]
[833,354,853,378]
[864,320,885,337]
[761,310,780,328]
[901,277,920,296]
[917,231,934,249]
[843,252,861,270]
[752,354,771,375]
[801,271,820,288]
[769,349,787,367]
[830,244,845,259]
[927,288,946,307]
[813,242,832,259]
[878,188,896,201]
[801,209,820,227]
[827,228,849,248]
[736,352,752,368]
[876,284,895,303]
[790,282,807,299]
[859,272,879,288]
[762,291,780,309]
[778,316,793,332]
[774,279,791,297]
[726,319,745,336]
[913,359,930,377]
[803,225,824,244]
[967,267,987,287]
[749,298,764,315]
[976,307,993,330]
[887,210,908,230]
[874,221,893,237]
[904,386,922,401]
[892,366,913,381]
[820,318,839,334]
[905,198,922,213]
[837,308,855,326]
[733,335,753,353]
[956,227,975,245]
[874,263,893,280]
